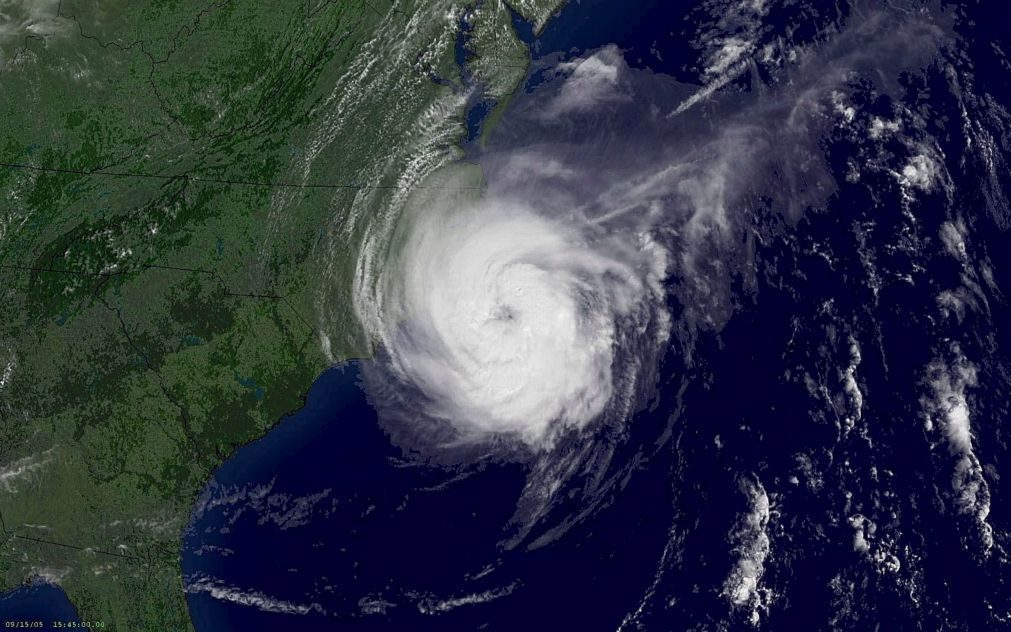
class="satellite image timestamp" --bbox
[1,0,1011,630]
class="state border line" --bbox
[0,162,482,191]
[11,534,144,562]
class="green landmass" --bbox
[0,0,564,629]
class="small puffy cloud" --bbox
[923,351,977,455]
[723,478,774,625]
[901,154,938,191]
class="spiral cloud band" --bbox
[362,189,661,448]
[350,44,748,453]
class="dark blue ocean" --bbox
[183,357,680,630]
[0,583,79,630]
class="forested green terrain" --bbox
[0,0,562,628]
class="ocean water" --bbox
[183,351,682,630]
[0,582,79,630]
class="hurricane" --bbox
[365,189,667,446]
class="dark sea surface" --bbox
[183,356,681,630]
[0,582,79,630]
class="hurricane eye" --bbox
[493,305,517,322]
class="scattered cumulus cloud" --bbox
[0,0,72,65]
[185,573,326,616]
[0,448,55,493]
[191,479,332,532]
[723,477,774,626]
[922,346,993,553]
[416,584,516,615]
